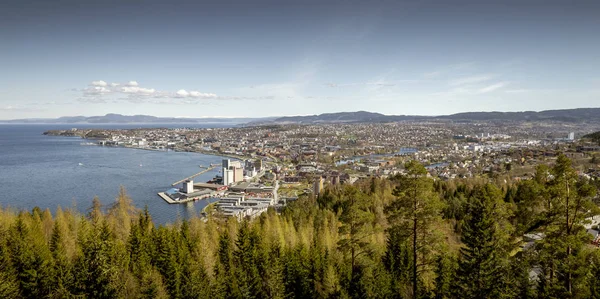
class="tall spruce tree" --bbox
[337,185,375,292]
[49,220,75,297]
[382,226,413,298]
[534,154,598,298]
[0,229,19,299]
[453,184,514,299]
[386,161,444,298]
[214,230,236,299]
[233,221,264,298]
[8,213,55,299]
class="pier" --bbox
[158,191,214,204]
[171,164,218,187]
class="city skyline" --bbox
[1,0,599,119]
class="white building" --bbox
[183,180,194,194]
[223,168,234,186]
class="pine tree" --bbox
[535,154,598,297]
[283,245,314,299]
[153,226,183,298]
[0,230,19,299]
[233,221,264,298]
[50,220,75,297]
[75,221,120,298]
[433,254,457,299]
[8,213,55,298]
[128,208,154,279]
[139,268,169,299]
[337,185,375,291]
[264,243,286,299]
[213,230,235,299]
[108,186,138,243]
[382,227,412,297]
[386,161,444,298]
[453,184,514,299]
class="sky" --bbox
[1,0,599,119]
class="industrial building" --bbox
[159,178,228,204]
[215,194,270,221]
[222,158,245,185]
[221,158,262,185]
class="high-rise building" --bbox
[223,169,234,186]
[568,132,575,140]
[223,158,244,184]
[234,167,244,182]
[230,160,242,169]
[222,159,231,170]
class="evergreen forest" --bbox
[1,154,600,299]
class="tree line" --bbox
[1,154,600,298]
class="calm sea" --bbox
[0,124,232,224]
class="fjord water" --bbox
[0,124,227,224]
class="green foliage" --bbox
[453,184,514,299]
[337,185,376,286]
[533,154,599,298]
[386,161,445,298]
[0,156,598,298]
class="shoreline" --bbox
[44,132,249,161]
[100,144,249,161]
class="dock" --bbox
[158,191,214,204]
[158,192,181,204]
[171,165,217,187]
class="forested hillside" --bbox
[1,154,600,298]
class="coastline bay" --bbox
[0,124,231,224]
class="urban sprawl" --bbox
[46,120,600,224]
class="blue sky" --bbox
[1,0,599,119]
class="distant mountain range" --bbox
[267,108,600,124]
[1,113,275,124]
[2,108,600,125]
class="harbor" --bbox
[157,158,281,220]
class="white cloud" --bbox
[91,80,107,87]
[83,86,111,95]
[121,86,156,94]
[176,89,189,97]
[477,82,508,94]
[189,91,217,98]
[79,80,219,103]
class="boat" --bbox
[78,163,84,166]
